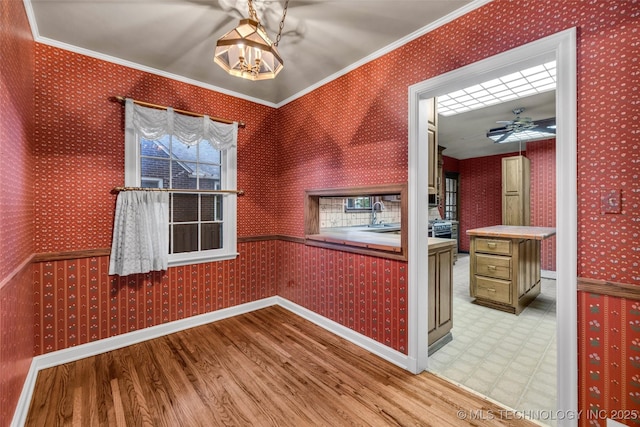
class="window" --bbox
[444,172,459,221]
[124,100,238,267]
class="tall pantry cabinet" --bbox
[502,155,530,226]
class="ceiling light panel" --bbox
[438,61,556,116]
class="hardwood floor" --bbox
[26,306,536,426]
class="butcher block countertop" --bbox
[466,225,556,240]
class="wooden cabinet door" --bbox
[502,155,530,225]
[428,247,453,345]
[428,252,437,336]
[437,249,453,330]
[427,97,438,195]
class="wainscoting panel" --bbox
[32,241,278,355]
[276,240,408,354]
[578,290,640,425]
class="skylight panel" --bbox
[437,61,556,116]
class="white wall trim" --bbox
[11,297,279,426]
[11,296,409,426]
[275,297,410,369]
[408,28,577,427]
[276,0,493,107]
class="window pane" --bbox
[141,157,170,188]
[171,161,198,189]
[202,223,223,250]
[141,139,168,158]
[172,224,198,253]
[171,140,198,163]
[198,164,221,188]
[172,194,198,222]
[201,195,222,222]
[199,141,221,164]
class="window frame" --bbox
[125,131,238,267]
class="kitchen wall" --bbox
[319,197,401,229]
[453,138,557,271]
[0,0,35,424]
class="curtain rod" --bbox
[111,96,246,128]
[112,186,244,196]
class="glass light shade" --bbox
[214,18,284,81]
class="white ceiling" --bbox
[25,0,555,159]
[26,0,480,105]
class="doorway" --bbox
[407,29,577,426]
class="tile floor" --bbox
[429,253,557,425]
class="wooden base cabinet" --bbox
[428,242,454,353]
[469,236,541,315]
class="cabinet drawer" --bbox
[475,276,511,304]
[475,254,511,280]
[475,238,511,255]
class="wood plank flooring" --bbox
[26,306,536,426]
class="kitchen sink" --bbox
[364,223,401,233]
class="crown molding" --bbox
[22,0,492,108]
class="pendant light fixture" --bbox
[214,0,289,81]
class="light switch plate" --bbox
[600,189,621,214]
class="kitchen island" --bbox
[467,225,556,315]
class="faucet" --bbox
[371,201,385,225]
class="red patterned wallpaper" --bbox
[528,138,557,271]
[0,267,34,427]
[456,140,557,271]
[6,0,640,424]
[0,0,34,278]
[277,241,407,353]
[458,152,516,251]
[578,291,640,427]
[32,241,277,354]
[276,1,639,421]
[33,44,279,253]
[0,0,35,425]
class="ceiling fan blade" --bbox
[530,125,556,134]
[494,132,511,143]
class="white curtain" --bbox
[109,191,169,276]
[125,98,238,150]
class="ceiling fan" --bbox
[487,107,556,144]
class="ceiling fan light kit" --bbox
[214,0,289,81]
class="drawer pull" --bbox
[487,288,496,292]
[487,265,496,270]
[487,242,497,248]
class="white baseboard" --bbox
[11,297,278,426]
[11,296,409,426]
[275,297,410,369]
[542,269,557,279]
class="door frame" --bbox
[407,28,577,425]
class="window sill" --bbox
[168,252,239,268]
[305,233,406,261]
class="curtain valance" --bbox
[124,98,238,149]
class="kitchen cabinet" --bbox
[451,221,458,264]
[467,225,556,315]
[428,239,454,353]
[427,97,438,195]
[502,155,531,226]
